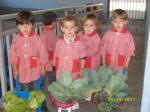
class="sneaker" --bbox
[71,102,79,110]
[85,96,91,101]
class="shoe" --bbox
[71,102,79,110]
[85,96,91,101]
[42,106,49,112]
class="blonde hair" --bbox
[60,15,77,27]
[82,14,100,28]
[111,9,128,21]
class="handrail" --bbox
[0,8,103,37]
[0,3,103,20]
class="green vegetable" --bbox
[28,90,46,109]
[48,72,88,103]
[58,71,72,86]
[4,90,46,111]
[4,91,30,112]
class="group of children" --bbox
[8,8,135,110]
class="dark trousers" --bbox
[20,80,38,91]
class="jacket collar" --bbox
[111,27,127,33]
[83,31,97,36]
[42,26,53,31]
[18,31,35,37]
[60,35,80,42]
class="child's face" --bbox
[61,21,78,39]
[111,18,127,32]
[17,23,33,37]
[83,19,97,35]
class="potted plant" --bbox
[83,65,130,112]
[47,71,89,108]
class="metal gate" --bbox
[109,0,147,20]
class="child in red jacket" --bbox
[9,10,48,91]
[40,11,58,84]
[54,15,85,80]
[78,14,101,71]
[101,9,135,75]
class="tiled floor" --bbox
[126,20,145,112]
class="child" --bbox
[54,15,85,80]
[8,10,48,91]
[101,9,135,74]
[40,11,58,112]
[40,11,57,84]
[77,14,101,71]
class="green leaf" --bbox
[96,65,113,87]
[28,90,45,109]
[104,73,129,97]
[4,92,30,112]
[71,75,88,90]
[58,71,73,86]
[47,82,65,102]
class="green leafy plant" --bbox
[4,90,45,112]
[4,91,30,112]
[84,65,130,112]
[28,90,46,109]
[47,65,131,112]
[47,71,89,103]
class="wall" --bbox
[140,0,150,112]
[0,0,99,9]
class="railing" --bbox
[0,3,103,97]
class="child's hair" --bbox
[60,15,77,27]
[82,14,100,28]
[111,9,128,21]
[42,11,57,25]
[16,10,34,25]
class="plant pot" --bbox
[31,109,35,112]
[50,94,76,109]
[117,101,126,106]
[91,92,101,105]
[0,108,4,112]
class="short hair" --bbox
[16,10,34,25]
[60,15,77,27]
[42,11,57,25]
[82,14,100,28]
[111,9,128,21]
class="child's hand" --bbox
[41,65,46,76]
[13,69,18,79]
[122,67,127,75]
[13,64,18,78]
[52,66,55,71]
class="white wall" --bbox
[0,0,99,9]
[140,0,150,112]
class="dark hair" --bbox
[16,10,34,25]
[111,9,128,21]
[42,11,57,25]
[60,15,77,27]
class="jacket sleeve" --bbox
[125,34,135,57]
[38,38,48,64]
[78,41,86,59]
[101,33,108,57]
[53,40,60,66]
[8,38,17,65]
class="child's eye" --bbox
[90,25,94,27]
[84,24,88,27]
